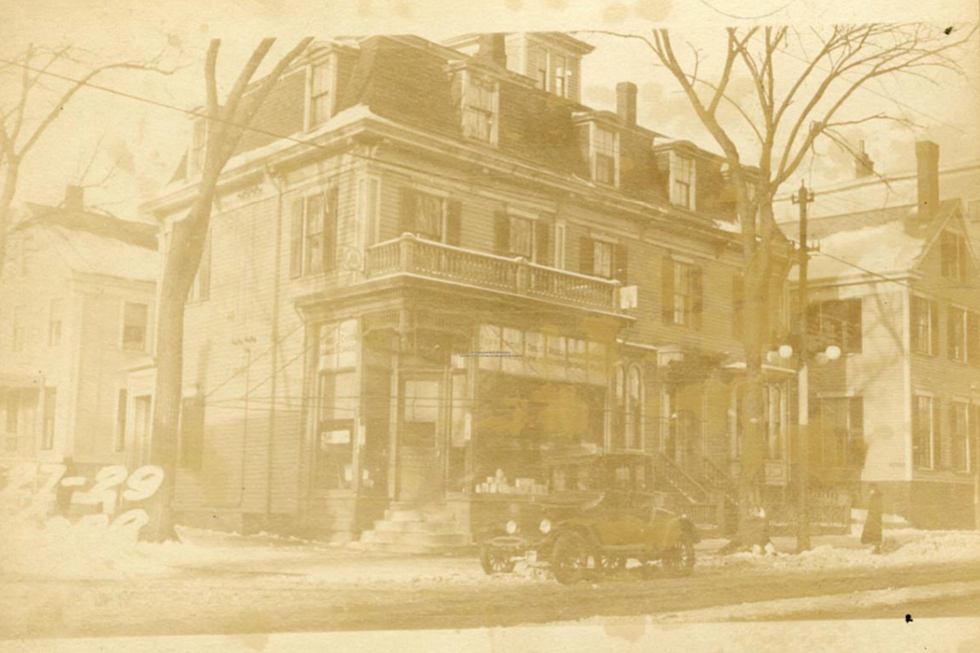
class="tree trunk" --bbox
[0,161,21,286]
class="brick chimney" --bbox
[65,185,84,211]
[915,140,940,216]
[476,34,507,68]
[855,140,874,178]
[616,81,637,126]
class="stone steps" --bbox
[358,506,473,554]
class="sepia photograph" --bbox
[1,1,979,651]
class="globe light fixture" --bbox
[778,344,794,359]
[825,345,842,361]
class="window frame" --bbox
[949,305,969,363]
[940,229,968,283]
[590,123,619,187]
[305,56,337,132]
[808,298,863,354]
[673,260,698,327]
[812,395,864,468]
[952,400,970,472]
[910,294,939,357]
[671,153,696,210]
[121,301,149,352]
[913,393,938,470]
[460,71,499,146]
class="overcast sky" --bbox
[3,0,978,221]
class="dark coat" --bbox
[861,490,884,545]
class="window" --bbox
[308,61,332,130]
[949,307,969,362]
[290,188,339,278]
[671,155,695,209]
[733,276,745,338]
[41,388,56,450]
[462,73,498,145]
[812,396,864,468]
[940,230,968,282]
[508,216,534,259]
[912,394,940,470]
[554,222,566,270]
[763,386,784,460]
[179,395,204,469]
[662,258,703,328]
[910,295,939,356]
[48,299,62,347]
[592,125,618,186]
[579,238,627,283]
[13,306,25,352]
[615,365,644,451]
[969,312,980,368]
[530,44,549,90]
[952,401,969,472]
[115,389,128,452]
[808,299,863,354]
[188,117,207,176]
[553,54,568,98]
[189,230,211,303]
[122,303,148,351]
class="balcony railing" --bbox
[364,234,623,314]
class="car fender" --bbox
[550,522,601,552]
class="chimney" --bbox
[915,140,940,216]
[855,140,874,179]
[65,185,84,211]
[616,81,637,126]
[476,34,507,68]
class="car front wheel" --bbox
[480,540,517,575]
[551,532,589,585]
[662,535,696,577]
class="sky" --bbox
[2,0,978,221]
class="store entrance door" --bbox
[397,375,443,503]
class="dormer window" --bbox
[461,72,498,145]
[526,42,580,101]
[306,59,334,131]
[591,125,619,187]
[671,154,695,210]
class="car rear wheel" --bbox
[551,532,589,585]
[662,535,696,577]
[480,539,516,575]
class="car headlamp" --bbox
[539,519,552,535]
[505,520,519,535]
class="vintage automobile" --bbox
[479,452,699,584]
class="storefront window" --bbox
[315,371,357,490]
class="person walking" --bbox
[861,484,884,554]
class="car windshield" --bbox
[548,456,649,493]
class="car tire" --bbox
[480,538,516,575]
[663,535,696,577]
[551,532,589,585]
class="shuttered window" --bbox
[290,188,338,279]
[662,258,702,328]
[910,295,939,356]
[401,188,461,246]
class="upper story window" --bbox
[951,401,970,472]
[401,188,462,247]
[291,188,339,278]
[495,212,552,265]
[48,298,62,347]
[307,59,334,131]
[188,117,207,177]
[808,299,862,354]
[122,302,148,352]
[662,258,703,329]
[579,237,627,283]
[671,154,695,209]
[591,125,618,187]
[910,295,939,356]
[527,43,579,100]
[461,73,498,145]
[912,393,940,470]
[941,230,968,282]
[949,306,969,362]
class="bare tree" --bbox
[146,37,313,542]
[594,24,976,547]
[0,43,178,281]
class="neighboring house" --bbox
[143,32,794,544]
[781,142,980,529]
[0,187,159,479]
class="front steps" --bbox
[356,506,475,555]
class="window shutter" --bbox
[579,237,594,275]
[399,187,417,236]
[733,276,744,338]
[691,266,703,329]
[535,221,551,267]
[662,256,675,324]
[290,198,304,279]
[930,300,940,355]
[323,188,338,271]
[948,306,958,360]
[199,230,211,301]
[446,200,463,247]
[494,212,510,255]
[959,236,969,281]
[614,243,628,285]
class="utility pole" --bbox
[793,179,815,553]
